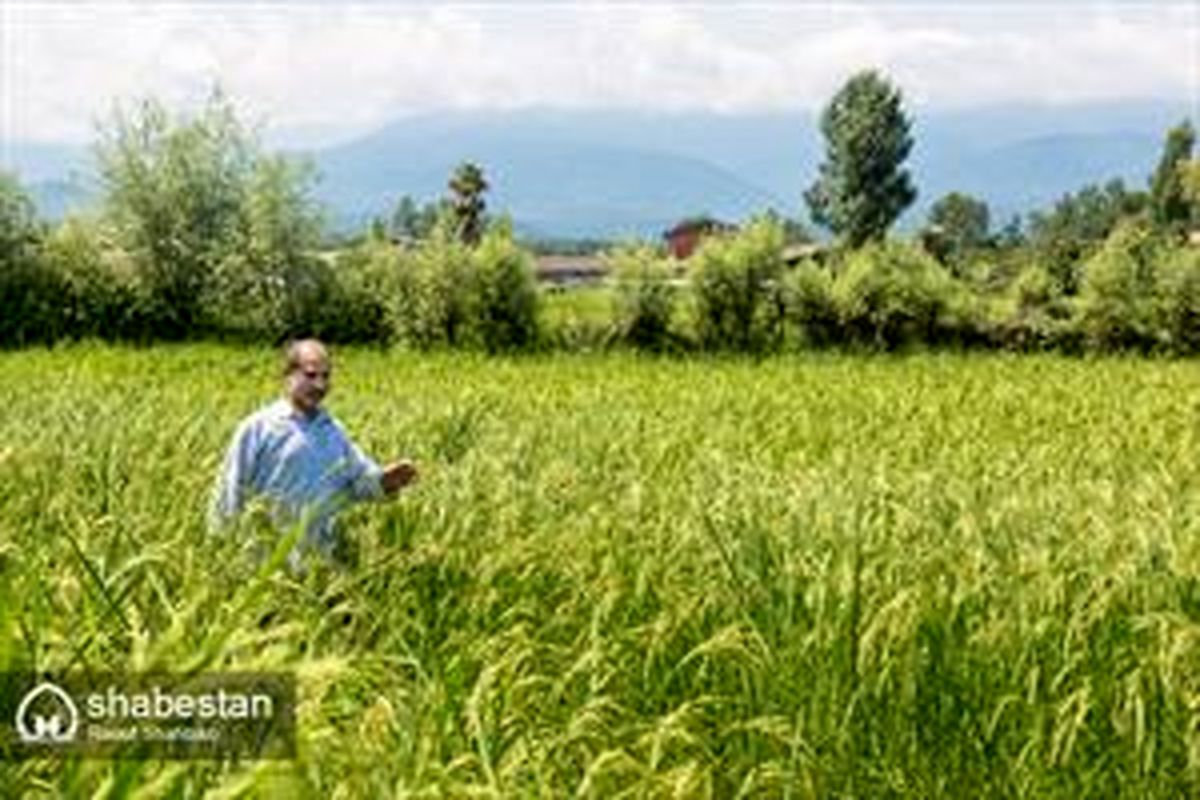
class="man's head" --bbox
[283,339,331,417]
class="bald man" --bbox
[209,339,417,572]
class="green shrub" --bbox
[608,244,678,351]
[393,223,476,348]
[1076,221,1161,351]
[0,173,64,346]
[987,263,1076,351]
[1152,245,1200,354]
[0,252,65,346]
[336,237,410,341]
[831,241,968,348]
[471,224,539,352]
[690,219,786,352]
[42,216,149,340]
[385,221,538,351]
[782,260,839,347]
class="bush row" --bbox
[4,212,1199,354]
[608,219,1200,355]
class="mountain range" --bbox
[2,100,1192,240]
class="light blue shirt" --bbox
[209,399,384,565]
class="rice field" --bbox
[2,344,1200,797]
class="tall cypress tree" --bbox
[805,70,917,248]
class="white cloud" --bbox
[2,1,1195,144]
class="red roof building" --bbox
[663,217,736,259]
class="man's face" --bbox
[287,347,331,416]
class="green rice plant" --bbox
[1,345,1199,796]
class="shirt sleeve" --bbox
[208,417,259,533]
[338,425,384,501]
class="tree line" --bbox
[1,75,1197,353]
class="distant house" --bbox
[534,255,607,287]
[663,217,737,259]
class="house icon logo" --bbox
[15,681,79,744]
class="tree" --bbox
[0,171,40,260]
[95,88,326,339]
[1181,159,1200,225]
[447,162,489,246]
[927,192,990,251]
[0,172,63,345]
[96,90,252,337]
[690,218,787,352]
[235,154,330,337]
[996,215,1025,249]
[1076,220,1159,350]
[389,194,443,241]
[1149,120,1196,233]
[1027,179,1147,293]
[805,70,917,248]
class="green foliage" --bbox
[988,263,1076,351]
[42,216,147,340]
[540,285,615,351]
[1180,159,1200,217]
[689,219,787,351]
[782,259,839,347]
[386,220,538,351]
[924,191,991,272]
[6,346,1200,795]
[805,70,917,247]
[995,214,1027,249]
[0,172,40,256]
[608,244,678,351]
[1152,245,1200,353]
[831,241,971,348]
[207,153,382,344]
[1076,221,1162,351]
[1027,179,1148,294]
[0,172,63,346]
[96,92,250,337]
[760,207,813,244]
[447,161,489,246]
[389,194,443,241]
[95,89,331,341]
[393,222,476,348]
[1149,120,1196,234]
[471,223,540,352]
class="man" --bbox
[209,339,417,572]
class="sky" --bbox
[2,1,1197,146]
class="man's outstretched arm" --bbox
[343,432,417,500]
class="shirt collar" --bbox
[270,398,329,426]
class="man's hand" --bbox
[381,459,418,495]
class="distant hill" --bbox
[313,117,788,238]
[3,100,1191,239]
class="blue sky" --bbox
[2,1,1196,145]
